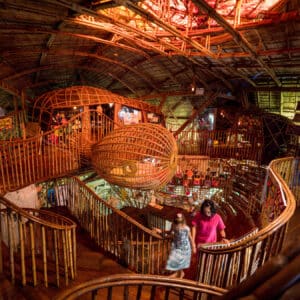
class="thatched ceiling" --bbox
[0,0,299,118]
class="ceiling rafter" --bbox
[35,21,66,84]
[43,0,205,58]
[173,90,220,137]
[154,10,300,38]
[120,0,216,58]
[130,55,186,88]
[189,46,300,59]
[140,90,195,100]
[0,26,150,58]
[197,63,234,90]
[178,58,234,91]
[39,0,218,71]
[71,15,208,64]
[191,0,282,87]
[105,72,139,94]
[1,50,160,91]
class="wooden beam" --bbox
[106,72,138,94]
[1,52,159,91]
[173,90,219,137]
[122,0,216,58]
[154,10,300,38]
[0,26,150,58]
[191,0,282,87]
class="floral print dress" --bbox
[166,225,192,271]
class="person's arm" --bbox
[189,229,197,254]
[191,225,196,243]
[219,229,229,244]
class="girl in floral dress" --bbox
[165,213,196,278]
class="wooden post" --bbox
[54,230,60,287]
[29,223,37,286]
[21,90,26,139]
[19,218,26,286]
[41,226,48,287]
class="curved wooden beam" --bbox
[191,0,281,87]
[121,0,216,58]
[0,26,150,58]
[0,52,159,91]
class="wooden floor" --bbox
[1,207,300,300]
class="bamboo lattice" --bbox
[92,123,178,190]
[32,86,162,125]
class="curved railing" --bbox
[54,177,170,274]
[54,274,227,300]
[195,157,296,289]
[0,110,117,193]
[174,129,263,161]
[0,196,77,287]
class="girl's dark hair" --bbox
[200,199,217,215]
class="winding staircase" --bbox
[0,109,299,299]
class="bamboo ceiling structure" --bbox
[0,0,299,119]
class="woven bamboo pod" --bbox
[92,123,178,190]
[32,86,162,119]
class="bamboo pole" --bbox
[29,222,37,286]
[19,217,26,286]
[67,230,75,280]
[54,230,60,287]
[7,212,15,284]
[41,226,48,287]
[72,227,77,278]
[62,230,69,286]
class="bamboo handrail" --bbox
[195,157,296,288]
[0,196,77,287]
[54,274,227,300]
[0,109,118,193]
[51,176,170,274]
[0,108,298,292]
[174,128,263,161]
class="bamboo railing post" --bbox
[67,229,75,280]
[7,210,15,284]
[29,222,37,286]
[18,216,26,286]
[72,227,77,278]
[54,230,60,287]
[62,230,69,286]
[41,226,48,287]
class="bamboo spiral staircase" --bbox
[0,108,299,299]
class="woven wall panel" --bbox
[92,123,178,190]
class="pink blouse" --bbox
[192,213,225,244]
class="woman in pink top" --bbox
[191,199,229,248]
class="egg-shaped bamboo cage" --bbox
[92,123,178,190]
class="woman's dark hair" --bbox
[200,199,217,215]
